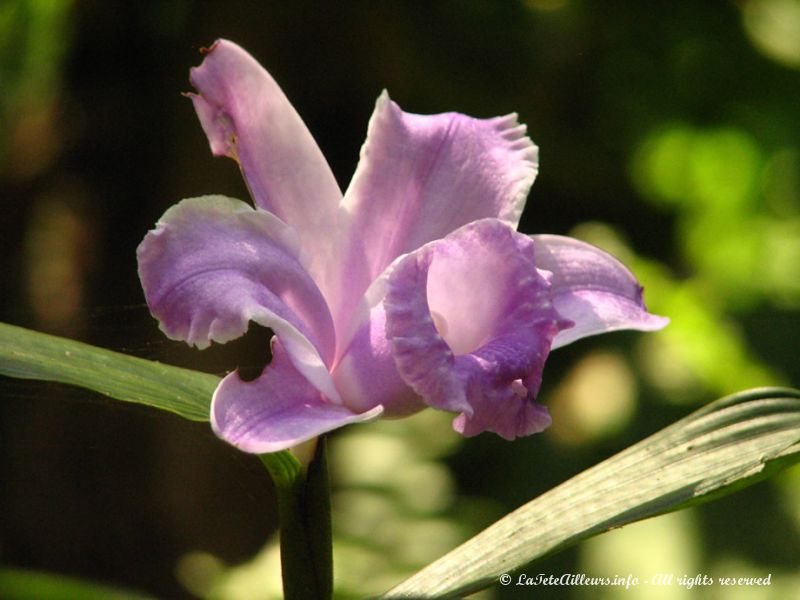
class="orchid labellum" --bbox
[137,40,667,454]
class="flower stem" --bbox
[259,439,333,600]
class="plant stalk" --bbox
[260,438,332,600]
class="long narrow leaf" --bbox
[381,387,800,598]
[0,322,216,421]
[2,322,302,500]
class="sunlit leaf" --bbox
[1,321,302,500]
[0,567,155,600]
[381,387,800,598]
[0,321,216,420]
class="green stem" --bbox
[259,439,332,600]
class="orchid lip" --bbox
[379,219,574,439]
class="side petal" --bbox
[137,195,339,401]
[339,219,570,440]
[333,93,538,333]
[212,341,382,454]
[531,234,669,349]
[188,39,342,280]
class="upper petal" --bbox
[212,340,382,454]
[333,93,538,334]
[188,40,342,283]
[380,219,570,439]
[137,195,339,401]
[531,234,669,349]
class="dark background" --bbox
[2,1,799,598]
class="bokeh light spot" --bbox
[743,0,800,69]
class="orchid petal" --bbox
[380,219,570,439]
[531,235,669,349]
[137,195,340,402]
[188,39,342,281]
[212,341,383,454]
[334,92,538,331]
[333,299,425,418]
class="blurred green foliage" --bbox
[0,0,71,178]
[0,567,154,600]
[1,1,799,599]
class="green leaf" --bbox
[0,567,155,600]
[0,322,216,421]
[381,387,800,599]
[1,322,301,484]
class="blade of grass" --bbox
[0,322,216,421]
[381,387,800,598]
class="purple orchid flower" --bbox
[137,40,667,454]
